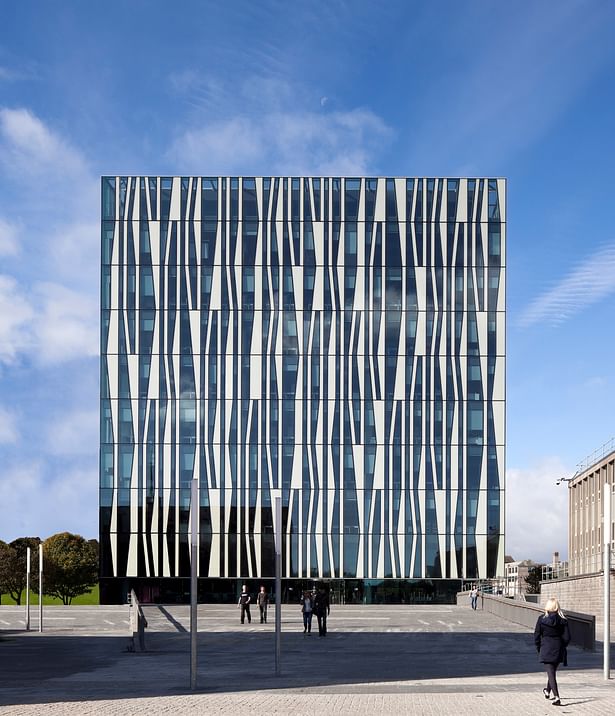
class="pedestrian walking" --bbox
[257,585,269,623]
[470,585,479,610]
[238,584,252,624]
[534,597,570,706]
[313,587,330,637]
[301,591,313,634]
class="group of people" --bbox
[300,588,330,636]
[237,584,331,636]
[237,584,269,624]
[240,582,571,705]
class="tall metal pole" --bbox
[604,482,611,681]
[38,543,43,633]
[274,495,282,676]
[25,548,31,631]
[190,478,198,690]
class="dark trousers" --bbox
[545,663,560,698]
[303,612,313,632]
[259,605,267,623]
[240,604,251,623]
[316,612,327,636]
[471,596,478,610]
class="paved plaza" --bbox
[1,603,614,714]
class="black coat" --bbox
[534,613,570,665]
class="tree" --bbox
[0,541,17,602]
[0,537,41,605]
[43,532,98,605]
[525,566,543,595]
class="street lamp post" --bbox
[25,548,31,631]
[274,495,282,676]
[604,482,611,681]
[190,478,198,690]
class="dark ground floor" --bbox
[100,577,463,605]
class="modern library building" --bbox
[100,176,506,604]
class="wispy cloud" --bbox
[45,408,98,456]
[0,276,98,366]
[0,274,34,364]
[0,217,20,256]
[0,109,99,366]
[169,108,393,175]
[0,406,19,444]
[406,1,615,172]
[34,282,99,364]
[0,107,87,178]
[518,243,615,327]
[506,457,570,562]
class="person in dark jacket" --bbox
[534,597,570,706]
[238,584,251,624]
[313,587,330,637]
[257,585,269,623]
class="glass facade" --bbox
[100,176,506,602]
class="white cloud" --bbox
[33,282,98,365]
[506,458,570,563]
[48,220,100,288]
[518,243,615,327]
[0,274,35,363]
[0,461,97,541]
[168,108,392,176]
[46,409,98,456]
[0,275,98,366]
[0,107,87,178]
[0,217,20,256]
[0,405,19,444]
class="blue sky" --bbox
[1,0,615,564]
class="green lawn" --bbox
[0,584,99,606]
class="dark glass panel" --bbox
[102,177,115,220]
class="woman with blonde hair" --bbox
[534,597,570,706]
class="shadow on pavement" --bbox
[0,626,608,707]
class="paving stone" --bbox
[1,604,614,714]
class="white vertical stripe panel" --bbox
[393,352,405,400]
[493,358,505,401]
[376,503,385,578]
[476,312,487,350]
[415,267,426,313]
[496,313,505,355]
[193,177,201,221]
[291,422,302,489]
[107,353,119,395]
[414,312,426,355]
[374,178,385,221]
[354,265,365,310]
[167,177,179,219]
[110,221,120,265]
[110,487,118,569]
[496,270,506,312]
[395,178,406,221]
[492,401,505,446]
[435,488,446,545]
[479,182,488,223]
[110,263,120,314]
[457,180,467,223]
[140,535,148,582]
[476,491,487,576]
[497,178,506,220]
[127,534,138,577]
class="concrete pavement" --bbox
[1,603,614,714]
